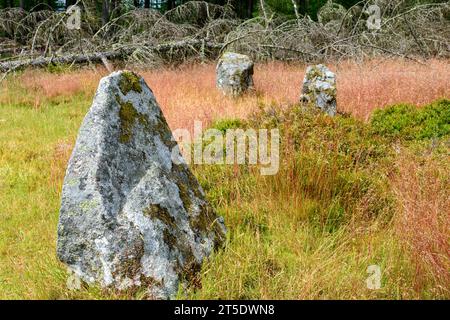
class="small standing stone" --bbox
[300,64,337,116]
[56,70,226,299]
[216,52,254,97]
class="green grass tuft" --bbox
[211,118,245,133]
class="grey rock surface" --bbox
[216,52,254,97]
[57,70,226,299]
[300,64,337,116]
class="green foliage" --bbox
[211,118,245,133]
[370,99,450,140]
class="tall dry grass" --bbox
[393,153,450,296]
[335,59,450,119]
[1,59,448,129]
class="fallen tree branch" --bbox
[0,39,222,73]
[0,51,120,72]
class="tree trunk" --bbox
[102,0,110,26]
[247,0,254,18]
[19,0,25,9]
[167,0,176,10]
[299,0,309,15]
[144,0,150,8]
[111,0,118,12]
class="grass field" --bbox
[0,60,448,299]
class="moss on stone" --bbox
[163,228,177,250]
[111,240,145,285]
[120,274,162,299]
[143,204,176,229]
[176,253,202,288]
[171,163,204,214]
[192,203,225,250]
[190,203,214,233]
[116,94,149,144]
[139,274,163,289]
[116,72,176,146]
[117,97,138,143]
[119,71,142,95]
[169,163,225,244]
[154,114,177,148]
[177,180,192,213]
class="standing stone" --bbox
[216,52,254,97]
[300,64,337,116]
[57,70,226,299]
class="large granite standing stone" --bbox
[57,70,226,299]
[216,52,254,97]
[300,64,337,116]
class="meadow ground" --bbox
[0,59,448,299]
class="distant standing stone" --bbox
[57,70,226,299]
[216,52,254,97]
[300,64,337,116]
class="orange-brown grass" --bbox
[1,59,449,129]
[336,59,450,120]
[26,71,99,99]
[393,152,450,296]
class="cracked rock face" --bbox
[56,70,226,299]
[300,64,337,116]
[216,52,254,97]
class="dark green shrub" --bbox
[370,99,450,140]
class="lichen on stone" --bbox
[216,52,254,97]
[79,199,99,213]
[300,64,337,117]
